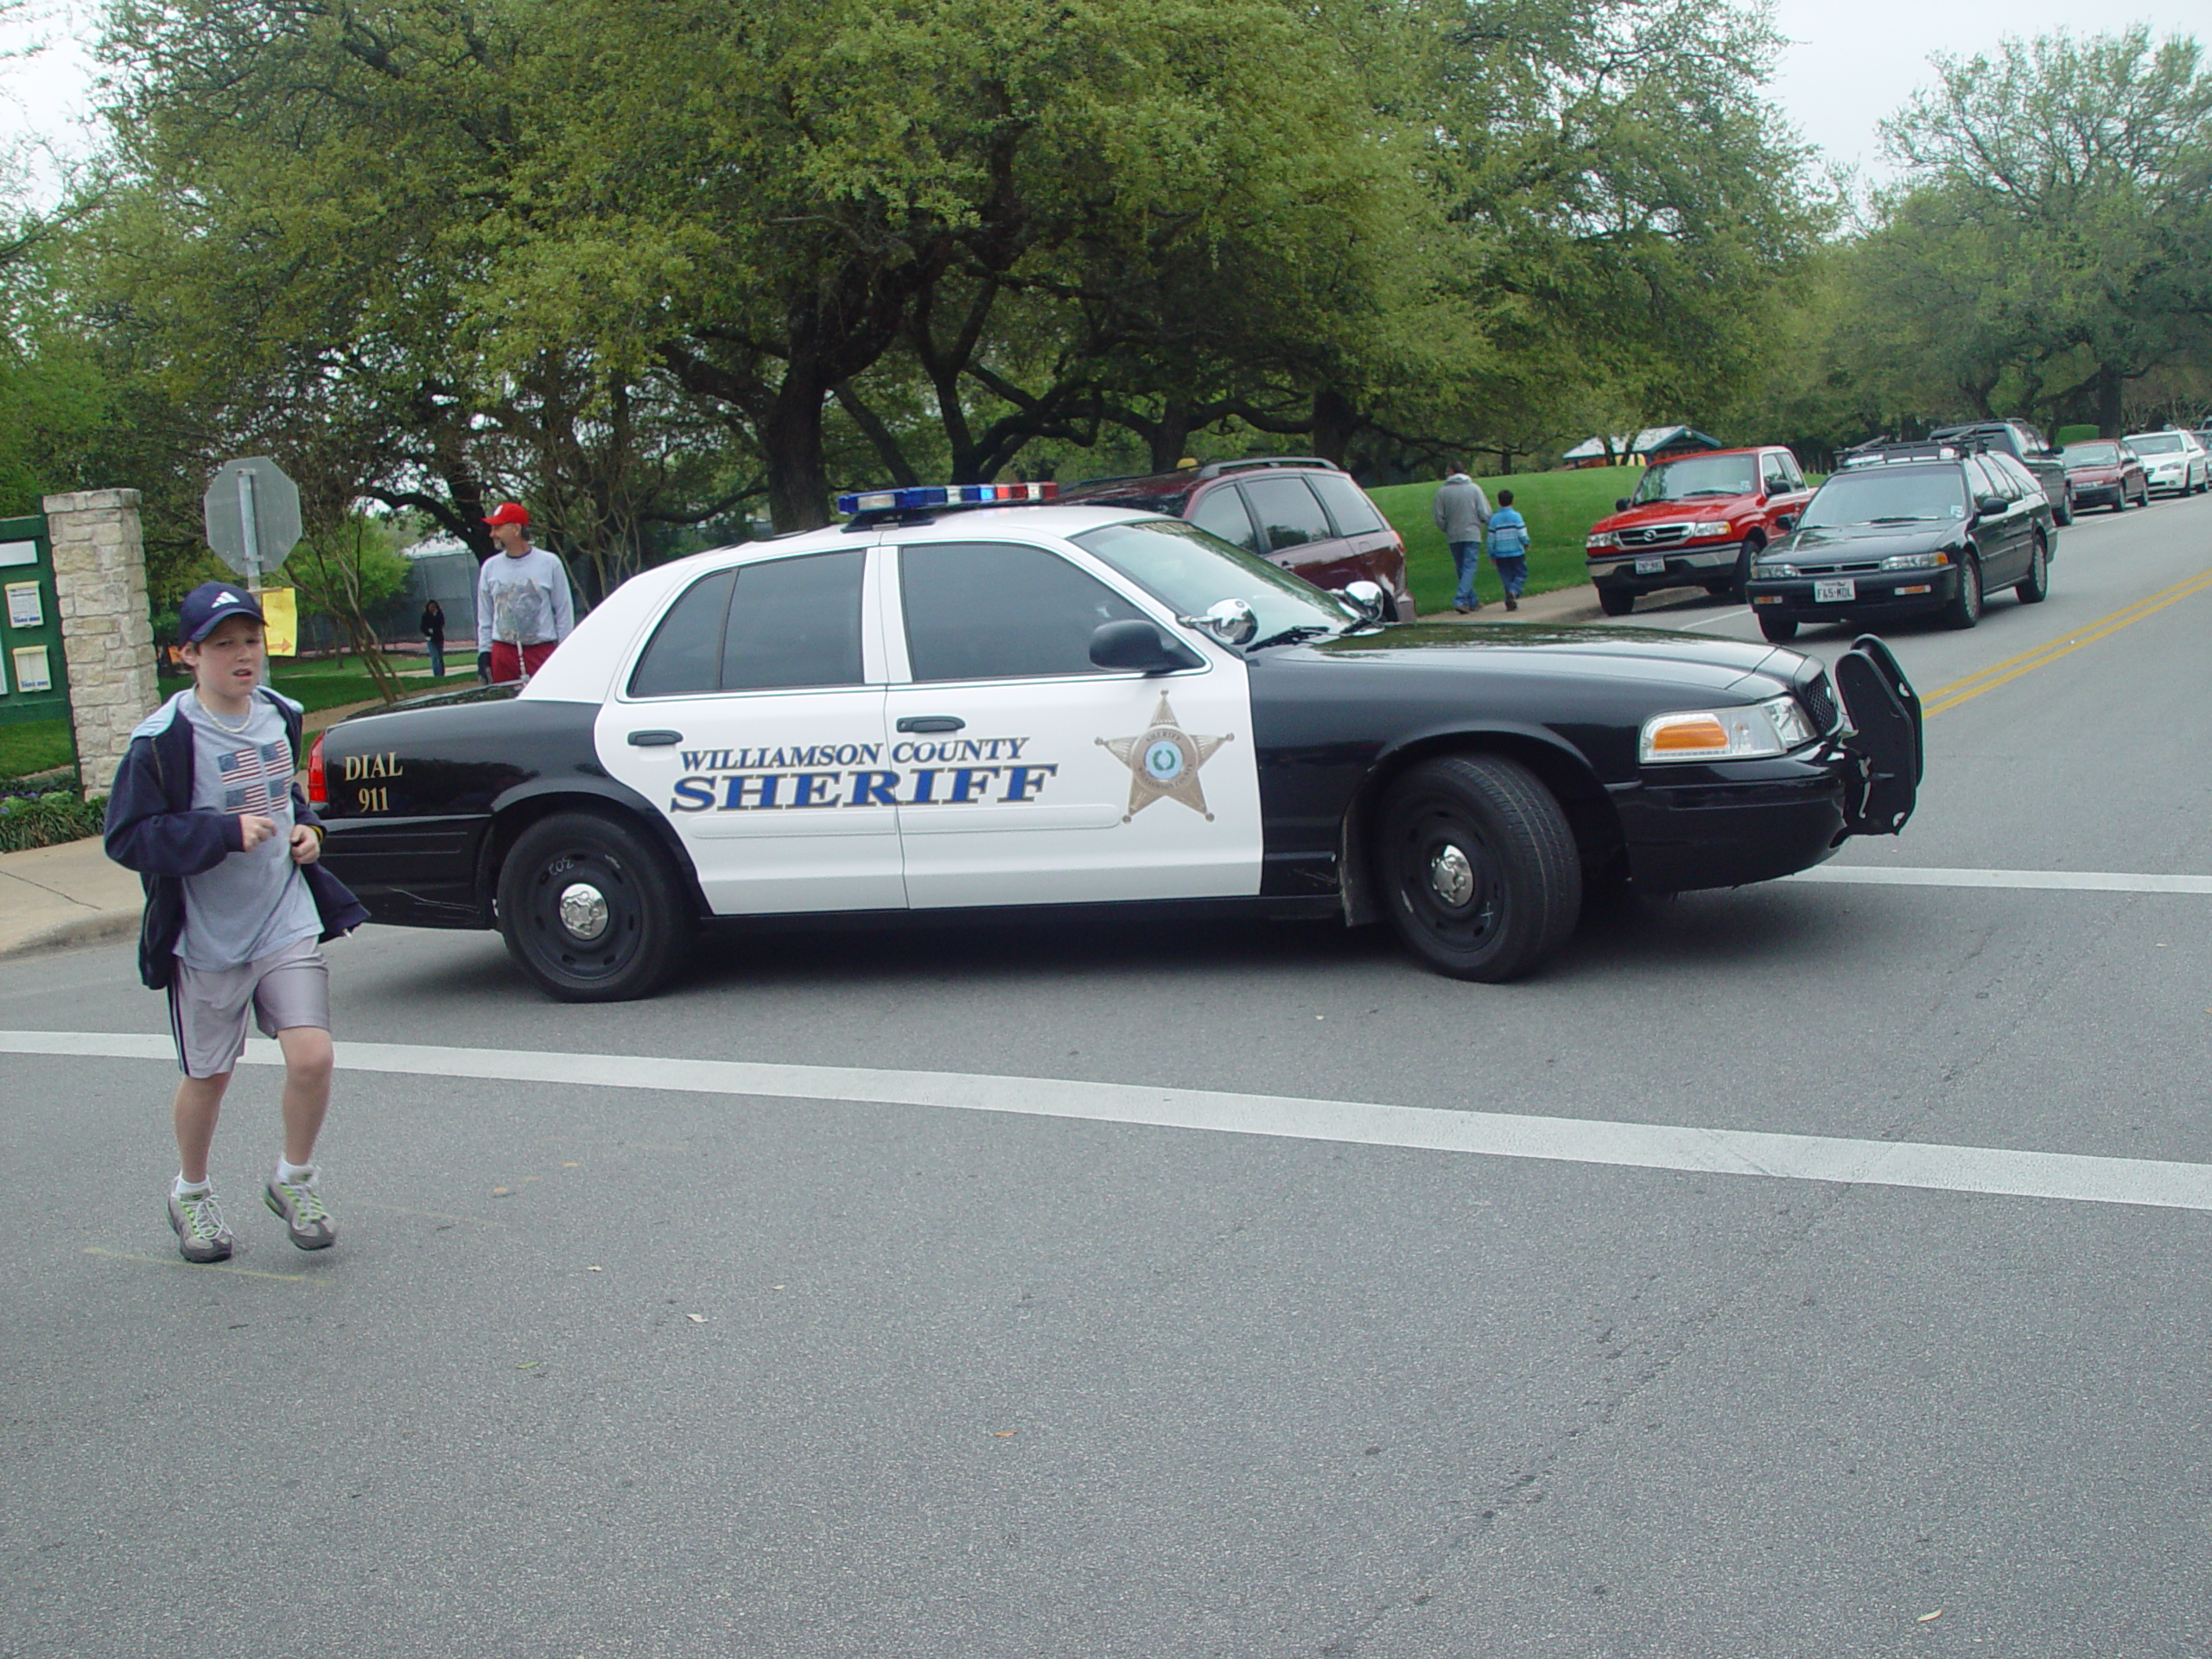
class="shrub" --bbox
[0,789,108,854]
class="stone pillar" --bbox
[43,488,160,795]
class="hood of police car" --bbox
[1301,622,1797,696]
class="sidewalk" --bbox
[2,584,1711,963]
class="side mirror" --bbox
[1975,493,2008,516]
[1090,620,1203,675]
[1179,596,1257,647]
[1338,580,1387,621]
[1615,498,1631,512]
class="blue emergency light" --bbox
[835,481,1059,515]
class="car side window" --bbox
[628,568,737,698]
[1762,454,1792,493]
[1307,472,1387,536]
[721,550,867,690]
[1240,476,1335,552]
[1188,486,1260,553]
[1994,455,2034,499]
[899,541,1147,683]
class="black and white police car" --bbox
[312,483,1923,1000]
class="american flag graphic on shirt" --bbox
[217,739,292,815]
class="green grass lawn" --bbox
[1370,466,1642,615]
[0,718,75,781]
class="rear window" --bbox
[1241,476,1334,551]
[1307,473,1388,536]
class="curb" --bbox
[0,907,138,963]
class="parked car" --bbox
[2122,429,2209,497]
[312,486,1923,996]
[1746,442,2055,642]
[1058,458,1415,620]
[2059,439,2150,512]
[1926,420,2074,524]
[1582,446,1813,614]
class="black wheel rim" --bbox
[1391,797,1505,953]
[518,845,645,984]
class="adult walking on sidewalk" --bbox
[1432,464,1492,613]
[476,502,574,684]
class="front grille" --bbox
[1618,524,1688,548]
[1800,670,1840,734]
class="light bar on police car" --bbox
[835,481,1060,515]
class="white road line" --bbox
[1667,607,1752,632]
[8,1031,2211,1215]
[1789,866,2212,894]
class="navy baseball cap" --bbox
[178,582,265,645]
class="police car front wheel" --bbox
[1376,755,1582,982]
[497,810,694,1001]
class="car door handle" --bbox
[627,729,683,747]
[896,716,965,734]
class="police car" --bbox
[311,484,1923,1001]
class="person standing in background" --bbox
[420,598,447,679]
[1431,465,1492,613]
[475,503,574,684]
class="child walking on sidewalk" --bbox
[104,582,368,1263]
[1487,490,1532,612]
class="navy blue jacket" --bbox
[104,688,370,990]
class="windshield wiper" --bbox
[1860,514,1938,524]
[1247,624,1337,650]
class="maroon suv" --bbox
[1059,457,1415,620]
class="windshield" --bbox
[2128,433,2184,454]
[1799,469,1967,529]
[1071,518,1356,644]
[1630,455,1759,504]
[2062,442,2122,465]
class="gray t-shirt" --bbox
[177,694,321,970]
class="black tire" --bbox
[497,810,695,1001]
[2016,533,2050,603]
[2137,481,2150,507]
[1597,585,1636,617]
[1374,754,1583,982]
[1731,536,1764,600]
[1942,551,1983,630]
[2054,487,2074,526]
[1758,613,1799,643]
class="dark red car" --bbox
[1058,457,1415,620]
[1583,446,1813,614]
[2059,439,2149,512]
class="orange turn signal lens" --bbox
[1647,715,1730,753]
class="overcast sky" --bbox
[0,0,2195,203]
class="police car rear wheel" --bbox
[1376,755,1582,982]
[498,811,692,1002]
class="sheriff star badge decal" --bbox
[1096,693,1230,822]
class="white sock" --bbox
[276,1158,316,1185]
[174,1175,210,1198]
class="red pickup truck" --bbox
[1584,446,1813,615]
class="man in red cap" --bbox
[475,502,575,684]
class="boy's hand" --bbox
[238,813,278,849]
[289,824,321,866]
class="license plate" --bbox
[1634,556,1665,575]
[1814,577,1856,603]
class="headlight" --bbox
[1686,519,1732,537]
[1759,561,1800,578]
[1641,695,1815,764]
[1586,531,1618,550]
[1879,550,1952,570]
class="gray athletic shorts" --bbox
[167,935,330,1079]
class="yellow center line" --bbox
[82,1245,326,1284]
[1922,569,2212,716]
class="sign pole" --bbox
[238,470,262,588]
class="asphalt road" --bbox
[4,491,2209,1658]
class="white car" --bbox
[2122,430,2209,497]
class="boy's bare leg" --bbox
[174,1071,232,1185]
[276,1026,334,1166]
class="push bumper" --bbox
[1588,540,1742,596]
[1615,637,1922,893]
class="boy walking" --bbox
[105,582,368,1263]
[1487,489,1531,613]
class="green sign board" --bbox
[0,513,69,728]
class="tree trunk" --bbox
[1147,399,1195,474]
[2096,365,2125,438]
[1311,387,1357,465]
[764,376,833,532]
